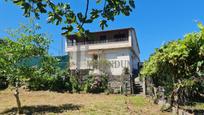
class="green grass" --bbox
[128,96,148,107]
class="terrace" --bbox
[66,28,131,48]
[67,37,129,46]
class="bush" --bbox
[49,76,72,92]
[27,70,72,92]
[83,74,108,93]
[27,75,51,91]
[70,75,81,93]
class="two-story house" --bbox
[65,28,140,93]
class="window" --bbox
[92,54,98,60]
[100,35,107,40]
[113,33,126,39]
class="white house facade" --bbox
[65,28,140,76]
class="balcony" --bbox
[67,38,129,46]
[66,37,131,52]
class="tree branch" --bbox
[80,0,89,28]
[102,0,107,13]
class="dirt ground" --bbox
[0,89,171,115]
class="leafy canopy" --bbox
[0,21,50,86]
[141,23,204,104]
[7,0,135,36]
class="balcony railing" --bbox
[67,38,128,46]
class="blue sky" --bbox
[0,0,204,61]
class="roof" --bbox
[88,27,134,34]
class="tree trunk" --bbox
[14,87,22,114]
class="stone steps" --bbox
[134,82,143,94]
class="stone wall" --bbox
[108,75,132,94]
[71,69,133,94]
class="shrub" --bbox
[83,74,108,93]
[27,69,72,92]
[70,75,81,93]
[27,74,51,91]
[49,70,72,92]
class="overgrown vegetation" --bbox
[141,23,204,107]
[27,68,72,92]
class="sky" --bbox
[0,0,204,61]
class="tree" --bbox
[6,0,135,36]
[0,21,50,114]
[140,23,204,107]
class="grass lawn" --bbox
[0,89,170,115]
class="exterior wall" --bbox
[68,48,131,76]
[103,49,130,75]
[130,29,140,59]
[129,29,140,75]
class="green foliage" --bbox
[27,72,51,91]
[141,23,204,105]
[83,74,108,93]
[0,19,73,114]
[49,70,72,92]
[7,0,135,36]
[70,74,81,93]
[27,68,72,92]
[0,20,74,92]
[0,21,50,88]
[24,53,72,92]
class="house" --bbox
[65,28,140,93]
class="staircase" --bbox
[134,82,143,94]
[133,77,143,94]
